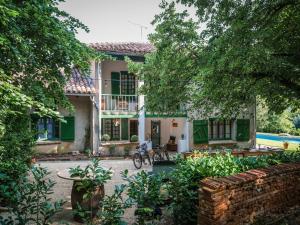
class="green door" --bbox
[193,120,208,144]
[236,119,250,141]
[121,118,129,140]
[111,72,120,95]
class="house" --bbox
[35,42,256,155]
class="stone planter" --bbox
[71,181,105,222]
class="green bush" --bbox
[124,146,131,157]
[108,144,116,156]
[0,165,64,224]
[99,184,131,225]
[102,134,111,142]
[122,170,164,224]
[130,135,138,142]
[165,151,300,225]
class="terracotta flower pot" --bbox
[283,142,289,150]
[71,181,105,222]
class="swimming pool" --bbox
[256,133,300,144]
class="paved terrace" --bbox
[40,160,152,225]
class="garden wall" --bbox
[198,163,300,225]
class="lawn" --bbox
[256,138,299,151]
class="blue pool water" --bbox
[256,133,300,144]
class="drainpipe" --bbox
[253,98,257,148]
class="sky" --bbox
[59,0,197,44]
[59,0,163,43]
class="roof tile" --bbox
[90,42,154,56]
[65,68,96,95]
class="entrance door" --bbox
[151,120,161,147]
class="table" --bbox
[57,168,110,222]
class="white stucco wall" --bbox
[101,60,128,94]
[35,96,92,153]
[188,105,256,149]
[145,118,186,145]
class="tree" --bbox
[0,0,95,164]
[132,0,300,117]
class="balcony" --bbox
[101,94,138,113]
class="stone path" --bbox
[39,159,152,224]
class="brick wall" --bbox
[198,163,300,225]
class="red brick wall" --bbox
[198,163,300,225]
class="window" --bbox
[102,118,121,140]
[130,120,138,137]
[36,117,59,140]
[121,71,136,95]
[209,119,232,140]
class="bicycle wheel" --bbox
[152,152,163,162]
[164,150,170,161]
[133,152,142,169]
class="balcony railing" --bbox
[101,94,138,112]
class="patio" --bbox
[40,160,152,224]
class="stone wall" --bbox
[198,163,300,225]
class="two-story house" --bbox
[35,42,256,155]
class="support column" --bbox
[92,60,101,155]
[184,118,190,151]
[138,81,145,144]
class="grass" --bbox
[256,138,299,151]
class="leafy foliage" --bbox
[130,0,300,117]
[165,151,300,224]
[0,165,64,225]
[256,99,300,135]
[98,184,131,225]
[0,0,97,167]
[122,170,164,225]
[69,158,113,224]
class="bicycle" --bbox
[132,142,152,169]
[152,144,170,162]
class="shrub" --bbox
[99,184,131,225]
[0,165,64,224]
[124,146,131,157]
[130,135,138,142]
[108,144,116,156]
[166,151,300,225]
[122,169,164,224]
[102,134,111,142]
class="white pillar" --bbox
[138,81,145,144]
[184,118,190,151]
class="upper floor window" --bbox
[121,71,136,95]
[111,71,136,95]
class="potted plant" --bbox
[101,134,111,142]
[130,135,138,142]
[68,159,112,223]
[283,141,289,150]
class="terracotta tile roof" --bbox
[90,42,154,56]
[65,68,96,95]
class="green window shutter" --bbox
[193,120,208,144]
[111,72,120,95]
[236,119,250,141]
[121,118,129,140]
[61,116,75,141]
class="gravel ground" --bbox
[39,159,152,225]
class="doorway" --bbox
[151,120,161,147]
